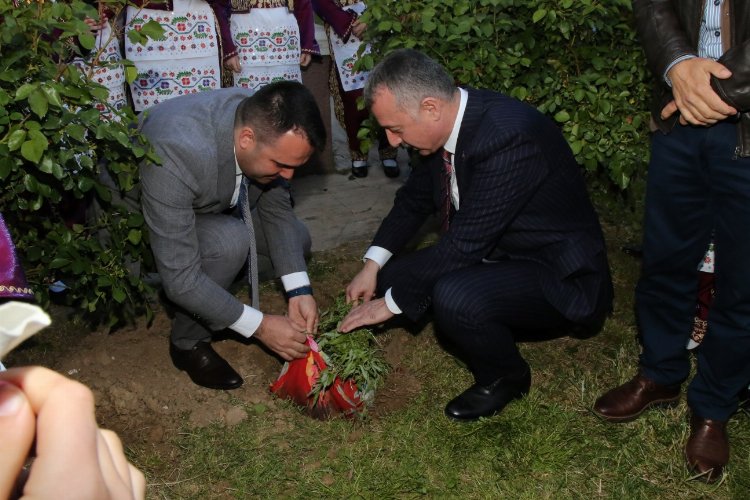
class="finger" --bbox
[129,464,146,500]
[4,367,106,497]
[0,381,35,500]
[660,101,678,120]
[98,429,135,497]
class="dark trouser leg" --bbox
[690,123,750,420]
[431,261,571,385]
[170,214,250,349]
[636,125,714,387]
[637,122,750,420]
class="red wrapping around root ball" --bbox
[269,337,365,419]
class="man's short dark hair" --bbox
[364,49,455,111]
[235,80,326,151]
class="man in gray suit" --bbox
[139,81,327,390]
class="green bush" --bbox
[359,0,650,192]
[0,0,159,328]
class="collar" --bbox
[444,87,468,156]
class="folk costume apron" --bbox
[125,0,222,111]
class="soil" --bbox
[4,241,424,455]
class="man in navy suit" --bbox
[339,49,613,421]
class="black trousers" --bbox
[385,259,572,386]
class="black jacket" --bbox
[633,0,750,156]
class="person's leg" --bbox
[170,214,250,349]
[431,261,570,385]
[636,126,714,386]
[329,65,369,177]
[689,121,750,421]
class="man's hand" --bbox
[663,58,736,126]
[224,55,242,73]
[338,298,393,333]
[287,294,318,334]
[345,259,379,305]
[254,315,310,360]
[0,367,146,500]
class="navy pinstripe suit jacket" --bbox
[372,88,613,323]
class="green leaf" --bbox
[532,9,547,23]
[21,140,44,163]
[125,64,138,84]
[554,110,571,123]
[127,229,142,245]
[28,89,49,118]
[140,19,166,41]
[49,257,71,269]
[78,32,96,51]
[15,83,38,100]
[112,286,127,303]
[8,129,26,151]
[41,85,63,108]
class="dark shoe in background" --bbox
[351,160,368,178]
[381,158,400,178]
[444,367,531,421]
[593,373,680,423]
[685,414,728,483]
[170,341,243,390]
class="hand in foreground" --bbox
[345,259,379,305]
[663,57,736,126]
[338,298,393,333]
[255,315,310,361]
[224,55,242,73]
[0,366,146,500]
[300,53,312,67]
[287,294,319,334]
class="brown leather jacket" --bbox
[633,0,750,157]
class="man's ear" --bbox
[420,96,441,120]
[236,126,256,150]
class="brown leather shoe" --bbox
[685,414,729,483]
[593,373,680,422]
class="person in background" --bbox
[312,0,399,178]
[229,0,319,93]
[339,49,612,421]
[124,0,239,111]
[594,0,750,483]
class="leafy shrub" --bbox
[0,0,159,328]
[359,0,651,192]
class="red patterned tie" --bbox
[440,149,453,233]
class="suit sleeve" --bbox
[140,145,245,330]
[382,131,550,321]
[254,180,309,276]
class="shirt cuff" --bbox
[229,305,263,338]
[281,271,310,292]
[664,54,696,87]
[363,246,392,268]
[384,288,402,315]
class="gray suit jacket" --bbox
[139,88,308,330]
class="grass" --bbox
[134,207,750,499]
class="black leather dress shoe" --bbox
[444,368,531,421]
[170,342,243,390]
